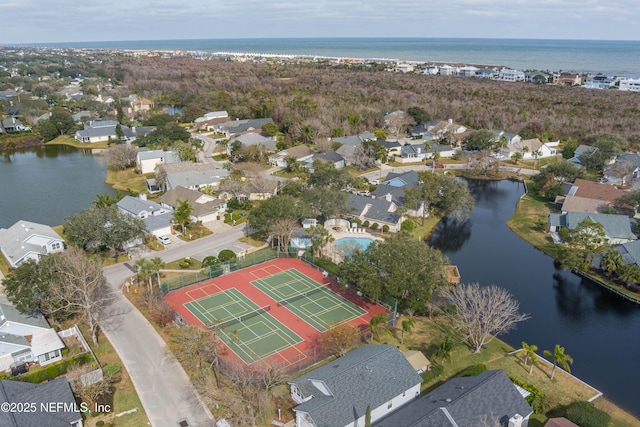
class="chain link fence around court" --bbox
[160,248,277,295]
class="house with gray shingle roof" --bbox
[0,377,82,427]
[159,186,227,223]
[376,370,533,427]
[302,150,345,172]
[604,153,640,185]
[289,344,421,427]
[116,196,173,237]
[136,149,182,174]
[548,212,637,244]
[268,145,315,168]
[0,221,65,268]
[227,132,277,156]
[74,120,152,144]
[215,118,274,137]
[349,194,402,232]
[165,168,230,191]
[370,170,424,218]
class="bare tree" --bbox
[47,248,115,347]
[608,160,635,186]
[317,323,361,356]
[269,218,299,249]
[106,143,138,170]
[386,111,412,140]
[468,150,500,177]
[154,164,167,190]
[439,283,530,353]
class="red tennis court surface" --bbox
[165,258,388,370]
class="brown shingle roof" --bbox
[572,178,626,203]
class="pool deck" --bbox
[330,229,384,242]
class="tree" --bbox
[400,317,416,344]
[462,130,501,152]
[134,258,154,295]
[581,133,627,172]
[107,143,138,170]
[114,124,125,144]
[431,173,474,222]
[618,263,640,285]
[532,161,584,190]
[49,107,76,136]
[149,257,166,288]
[64,207,147,256]
[247,195,309,234]
[308,225,334,257]
[407,106,431,124]
[317,323,360,356]
[564,219,607,264]
[369,313,392,342]
[3,259,57,316]
[435,335,455,364]
[169,325,220,386]
[511,152,523,164]
[601,248,624,276]
[308,161,352,189]
[439,283,530,353]
[92,192,118,208]
[543,344,573,380]
[173,200,193,233]
[608,160,635,186]
[47,248,114,347]
[520,342,538,375]
[269,218,299,249]
[302,186,349,221]
[531,149,543,169]
[468,150,500,177]
[154,164,168,190]
[38,119,59,142]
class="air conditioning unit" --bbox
[509,414,524,427]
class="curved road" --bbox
[101,226,250,427]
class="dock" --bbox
[445,265,461,284]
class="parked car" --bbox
[596,177,608,183]
[158,235,171,245]
[369,179,380,185]
[357,190,371,196]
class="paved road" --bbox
[192,133,225,166]
[101,225,250,427]
[358,162,539,181]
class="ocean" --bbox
[23,38,640,78]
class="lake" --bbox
[0,145,113,229]
[427,179,640,418]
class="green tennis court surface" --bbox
[251,269,367,332]
[184,288,302,364]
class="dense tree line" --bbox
[104,56,640,144]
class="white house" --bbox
[289,344,422,427]
[498,69,526,82]
[116,195,173,237]
[268,145,315,168]
[159,186,227,223]
[498,138,558,160]
[0,221,65,268]
[0,304,65,372]
[620,79,640,92]
[74,120,152,144]
[136,150,182,174]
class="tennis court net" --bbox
[277,285,328,307]
[214,305,271,329]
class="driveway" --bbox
[100,225,250,427]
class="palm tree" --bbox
[511,152,523,164]
[369,313,392,343]
[543,344,573,380]
[134,258,153,294]
[149,257,166,287]
[521,342,538,375]
[400,317,416,344]
[436,335,454,365]
[532,149,543,169]
[601,248,624,276]
[92,192,117,208]
[618,263,640,285]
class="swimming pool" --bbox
[336,237,375,255]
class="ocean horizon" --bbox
[12,37,640,78]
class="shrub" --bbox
[455,364,487,377]
[313,257,340,277]
[149,300,176,327]
[202,256,219,267]
[401,220,415,232]
[382,225,389,233]
[19,352,94,384]
[96,421,105,427]
[353,218,362,226]
[544,183,565,201]
[566,401,611,427]
[103,363,122,377]
[50,324,60,332]
[510,377,547,413]
[218,249,237,262]
[363,220,370,227]
[371,223,379,230]
[420,364,444,383]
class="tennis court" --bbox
[250,268,367,332]
[184,288,302,364]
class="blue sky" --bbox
[1,0,639,44]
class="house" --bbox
[214,118,274,138]
[302,219,318,229]
[612,240,640,267]
[569,145,597,165]
[376,370,533,427]
[379,140,403,158]
[585,75,616,89]
[0,377,82,427]
[165,168,231,191]
[349,194,402,232]
[159,186,227,223]
[497,138,558,160]
[394,63,415,73]
[424,119,468,145]
[421,65,439,75]
[526,71,552,84]
[619,79,640,92]
[548,212,637,244]
[193,111,231,131]
[289,344,422,427]
[555,195,611,214]
[555,73,582,86]
[457,66,478,77]
[268,145,315,168]
[0,220,65,268]
[491,129,522,146]
[302,150,345,172]
[116,195,173,237]
[131,97,154,113]
[332,133,377,164]
[398,143,429,162]
[0,303,66,372]
[403,350,431,374]
[371,170,424,218]
[136,149,182,174]
[74,120,152,144]
[604,153,640,185]
[565,178,626,204]
[71,110,93,123]
[0,117,29,132]
[439,65,455,76]
[498,69,526,82]
[476,68,498,79]
[227,132,277,156]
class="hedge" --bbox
[19,352,95,384]
[566,401,611,427]
[420,364,444,383]
[312,257,340,277]
[510,377,546,413]
[218,249,237,262]
[401,220,415,232]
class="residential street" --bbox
[100,225,250,427]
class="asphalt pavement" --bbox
[100,225,250,427]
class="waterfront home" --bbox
[476,67,499,79]
[619,79,640,92]
[116,195,173,237]
[349,194,402,232]
[0,377,82,426]
[555,73,582,86]
[74,120,152,144]
[268,144,315,168]
[0,117,29,132]
[526,71,552,84]
[585,75,616,89]
[565,178,626,204]
[159,186,227,223]
[548,212,637,244]
[136,149,182,174]
[0,303,66,372]
[376,370,533,427]
[0,220,65,268]
[289,344,421,427]
[569,144,597,165]
[497,69,526,82]
[369,170,425,217]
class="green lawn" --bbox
[105,168,148,194]
[46,135,110,150]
